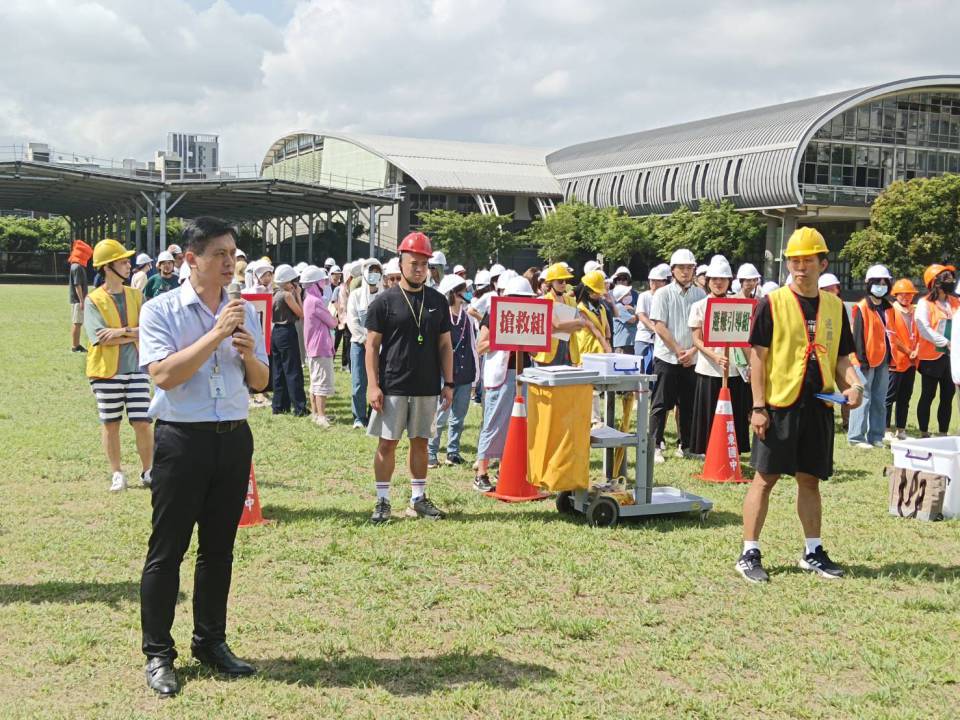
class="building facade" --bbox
[546,75,960,285]
[167,132,219,175]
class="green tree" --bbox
[523,201,651,264]
[840,174,960,279]
[0,216,70,252]
[645,200,764,263]
[415,210,514,270]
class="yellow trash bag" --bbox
[526,384,593,491]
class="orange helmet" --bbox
[398,232,433,258]
[923,264,956,288]
[891,278,918,296]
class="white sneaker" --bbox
[109,471,127,492]
[353,420,365,430]
[140,469,152,487]
[851,441,873,450]
[674,447,688,459]
[654,449,665,464]
[883,431,896,443]
[315,415,331,428]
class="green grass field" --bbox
[0,284,958,719]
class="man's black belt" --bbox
[157,419,247,434]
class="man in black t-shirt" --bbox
[365,232,454,524]
[736,227,863,585]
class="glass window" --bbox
[831,145,843,165]
[817,144,830,163]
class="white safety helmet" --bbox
[648,263,672,281]
[324,257,336,268]
[295,261,309,273]
[612,284,633,302]
[300,266,328,286]
[134,253,152,267]
[736,263,762,280]
[489,263,506,277]
[253,262,274,278]
[347,261,363,279]
[865,264,892,282]
[818,273,841,289]
[584,259,602,275]
[505,275,535,297]
[731,279,742,294]
[761,281,780,294]
[474,269,492,288]
[438,274,467,296]
[696,264,708,276]
[613,265,632,280]
[453,263,466,276]
[156,251,174,264]
[235,248,246,258]
[497,269,519,291]
[328,264,342,275]
[669,249,697,267]
[429,250,447,268]
[167,244,183,256]
[383,257,401,277]
[705,255,733,279]
[274,264,299,285]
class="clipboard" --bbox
[551,302,578,341]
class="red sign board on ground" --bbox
[703,297,757,348]
[488,296,553,353]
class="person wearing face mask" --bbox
[428,274,477,469]
[270,264,307,417]
[847,265,895,448]
[251,263,274,294]
[915,264,959,437]
[346,258,383,428]
[532,263,586,367]
[301,266,338,427]
[884,279,920,442]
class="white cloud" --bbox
[0,0,959,166]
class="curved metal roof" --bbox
[547,75,960,213]
[262,131,562,197]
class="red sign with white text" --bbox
[489,296,553,353]
[241,292,273,355]
[702,297,756,348]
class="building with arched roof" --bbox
[547,75,960,283]
[260,131,561,259]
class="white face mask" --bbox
[870,283,888,298]
[366,272,382,285]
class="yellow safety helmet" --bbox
[92,238,135,269]
[783,227,828,257]
[581,270,607,295]
[545,262,574,282]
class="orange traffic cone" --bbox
[699,387,747,483]
[239,461,267,527]
[486,395,550,503]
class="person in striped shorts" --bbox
[85,239,154,492]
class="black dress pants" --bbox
[885,367,916,430]
[649,358,696,449]
[140,420,253,661]
[271,323,307,415]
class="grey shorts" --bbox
[307,356,335,396]
[367,395,438,440]
[71,303,83,324]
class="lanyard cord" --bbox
[400,287,425,342]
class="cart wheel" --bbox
[556,491,575,515]
[586,496,620,528]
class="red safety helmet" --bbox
[398,231,433,258]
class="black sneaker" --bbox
[427,458,440,469]
[735,549,769,584]
[799,545,844,579]
[405,495,446,520]
[473,474,494,493]
[446,454,465,466]
[370,497,392,524]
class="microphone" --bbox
[227,282,244,334]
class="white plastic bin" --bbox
[581,353,641,375]
[891,436,960,519]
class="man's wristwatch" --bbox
[443,381,455,389]
[751,406,768,415]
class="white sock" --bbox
[411,479,426,501]
[804,538,822,555]
[375,482,390,500]
[743,540,761,554]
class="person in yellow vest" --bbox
[848,264,895,449]
[532,263,588,366]
[737,227,862,584]
[576,270,613,426]
[84,239,153,492]
[915,263,959,436]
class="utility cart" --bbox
[518,367,713,527]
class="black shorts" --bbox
[750,401,835,479]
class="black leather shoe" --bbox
[191,642,256,677]
[145,657,179,697]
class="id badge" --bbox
[208,373,226,399]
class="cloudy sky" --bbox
[0,0,956,167]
